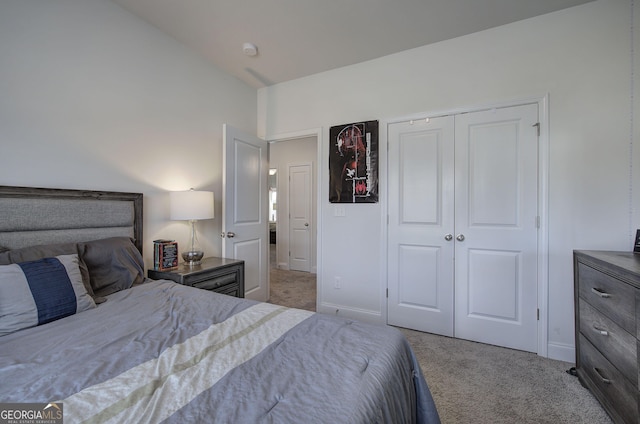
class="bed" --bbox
[0,185,440,423]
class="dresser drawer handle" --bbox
[593,367,611,384]
[590,288,611,298]
[592,325,609,336]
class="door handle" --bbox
[226,232,236,238]
[304,223,309,227]
[444,234,453,241]
[456,234,465,242]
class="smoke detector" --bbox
[242,42,258,57]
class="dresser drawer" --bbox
[580,299,637,386]
[578,262,636,334]
[578,335,638,424]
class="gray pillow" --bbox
[0,242,99,302]
[0,254,96,336]
[78,237,144,297]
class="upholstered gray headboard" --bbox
[0,186,143,253]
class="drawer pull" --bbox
[592,325,609,336]
[590,288,611,298]
[593,367,611,384]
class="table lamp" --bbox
[170,189,214,265]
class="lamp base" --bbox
[182,250,204,266]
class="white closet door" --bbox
[387,116,455,336]
[454,104,539,352]
[387,103,539,353]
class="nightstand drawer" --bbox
[192,272,237,291]
[580,299,637,385]
[147,257,244,298]
[213,282,243,298]
[578,262,636,334]
[578,335,638,424]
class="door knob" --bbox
[226,232,236,238]
[304,223,309,227]
[444,234,453,241]
[456,234,465,242]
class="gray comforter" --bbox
[0,280,440,423]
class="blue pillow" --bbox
[0,254,96,336]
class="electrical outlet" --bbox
[334,276,341,289]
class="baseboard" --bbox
[275,263,317,273]
[547,341,575,363]
[317,302,383,324]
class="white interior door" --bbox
[387,116,455,336]
[454,104,539,352]
[222,124,269,301]
[289,163,312,272]
[387,103,539,353]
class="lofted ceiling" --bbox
[111,0,594,88]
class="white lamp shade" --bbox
[170,190,214,221]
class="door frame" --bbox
[384,94,550,357]
[265,128,323,307]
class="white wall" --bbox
[269,136,318,272]
[258,0,640,361]
[1,0,637,362]
[0,0,257,269]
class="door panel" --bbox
[401,133,442,224]
[467,122,519,225]
[235,141,262,223]
[454,104,539,352]
[398,245,439,308]
[387,116,455,336]
[233,238,262,295]
[467,249,519,320]
[222,124,268,301]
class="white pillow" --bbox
[0,254,96,336]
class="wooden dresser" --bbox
[573,250,640,424]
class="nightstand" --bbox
[148,257,245,298]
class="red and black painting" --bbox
[329,120,378,203]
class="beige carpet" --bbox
[268,266,613,423]
[269,267,317,311]
[400,328,612,423]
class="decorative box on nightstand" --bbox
[148,257,245,298]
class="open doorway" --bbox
[268,136,317,272]
[268,135,318,311]
[268,168,277,269]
